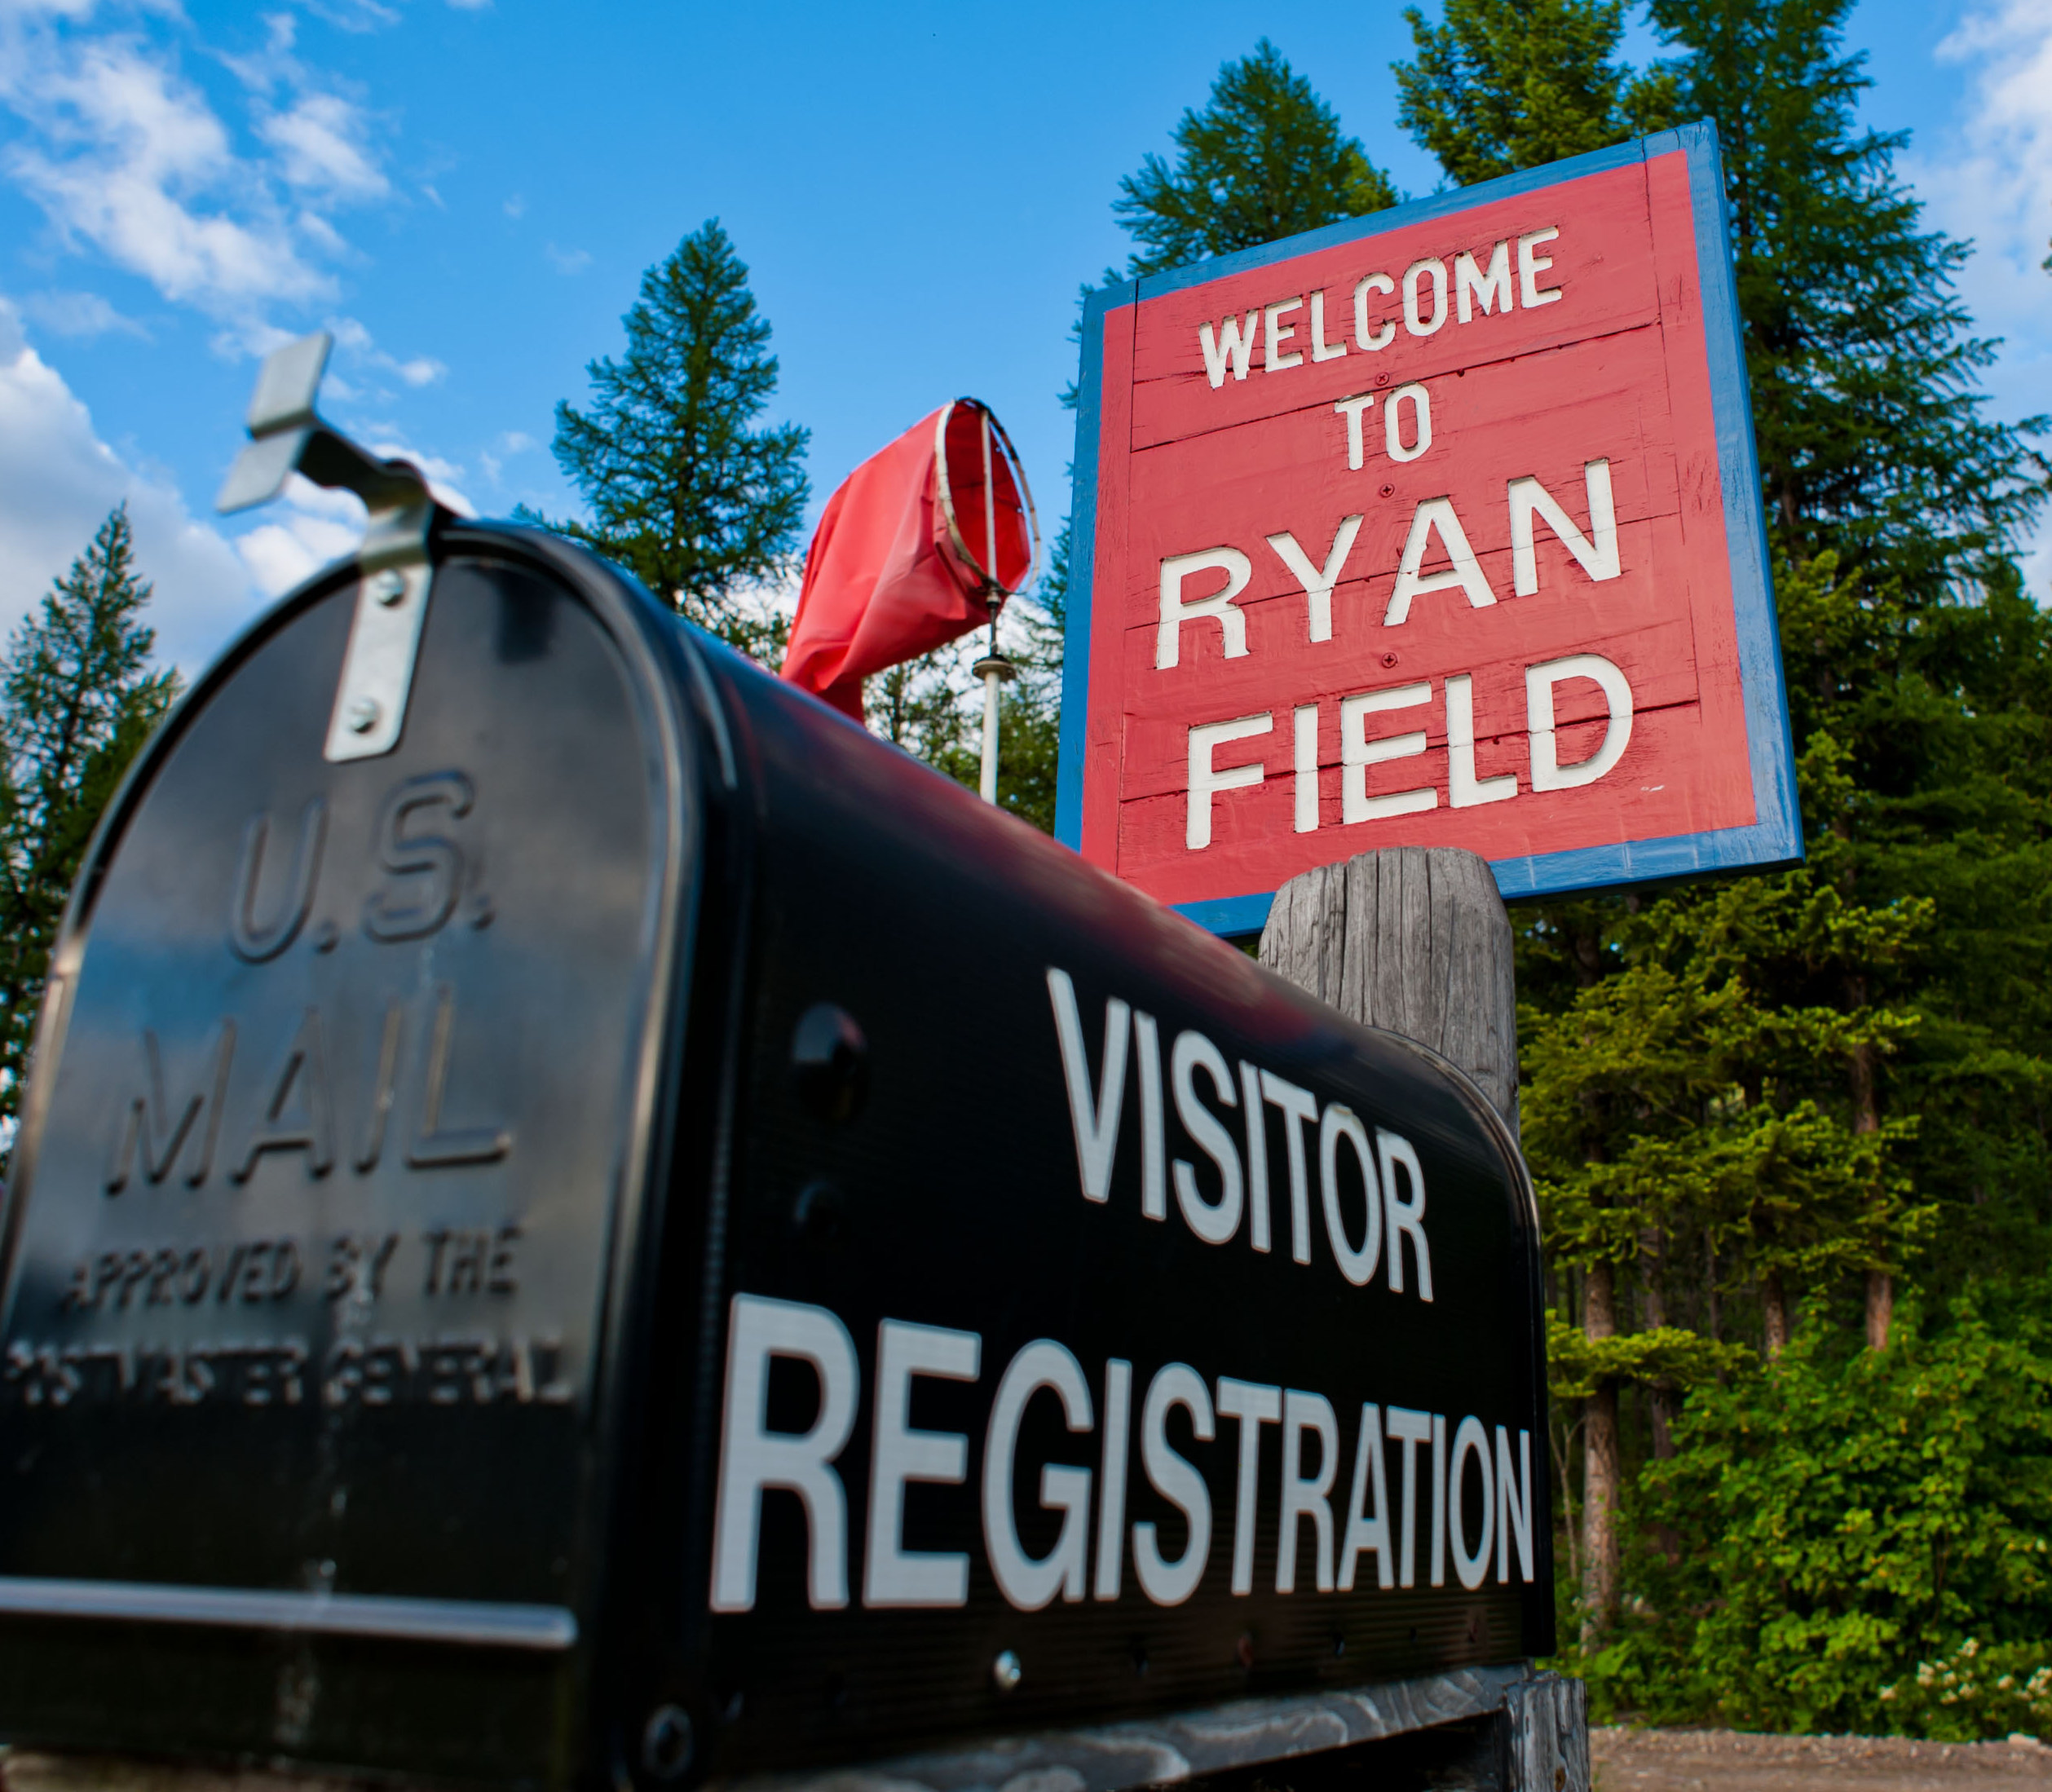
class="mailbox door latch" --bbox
[215,331,449,764]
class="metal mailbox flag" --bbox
[1055,125,1801,934]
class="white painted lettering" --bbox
[1319,1102,1383,1285]
[1133,1363,1213,1605]
[1431,1411,1448,1587]
[1264,297,1304,372]
[1385,497,1494,625]
[1260,1070,1321,1263]
[1385,382,1432,463]
[1238,1061,1271,1253]
[1094,1358,1133,1600]
[1216,1377,1282,1596]
[1353,272,1397,351]
[1338,1402,1395,1591]
[1187,713,1272,851]
[1045,968,1128,1203]
[1518,227,1562,307]
[1199,310,1260,386]
[1446,673,1516,808]
[1510,459,1619,594]
[1403,258,1448,336]
[1385,1404,1432,1588]
[1497,1424,1534,1582]
[1171,1029,1244,1244]
[1308,289,1348,362]
[1135,1011,1167,1220]
[1377,1127,1433,1300]
[709,1294,860,1613]
[1450,1415,1496,1590]
[1340,682,1435,823]
[1526,653,1633,792]
[1333,392,1375,470]
[1456,241,1513,320]
[1278,1388,1339,1593]
[1266,514,1363,645]
[1292,703,1319,833]
[863,1319,979,1608]
[1158,547,1252,669]
[982,1340,1094,1610]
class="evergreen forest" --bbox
[1075,0,2052,1736]
[9,0,2050,1741]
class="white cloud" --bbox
[0,296,260,671]
[1912,0,2052,595]
[328,313,444,389]
[0,5,394,324]
[477,427,535,486]
[366,438,474,516]
[294,0,402,35]
[545,241,590,275]
[233,473,364,597]
[260,91,386,201]
[19,287,148,337]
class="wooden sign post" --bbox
[1056,123,1798,938]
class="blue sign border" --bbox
[1052,122,1802,938]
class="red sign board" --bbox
[1054,126,1799,934]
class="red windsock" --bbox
[782,402,1032,721]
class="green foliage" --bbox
[1114,40,1397,274]
[532,219,809,663]
[1546,1312,1750,1403]
[1398,0,2052,1718]
[0,505,178,1128]
[1646,0,2045,576]
[1882,1637,2052,1742]
[1395,0,1678,185]
[1590,1296,2052,1737]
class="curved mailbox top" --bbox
[0,523,1548,1790]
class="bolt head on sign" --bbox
[1054,124,1801,934]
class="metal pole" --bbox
[979,655,1003,804]
[974,409,1012,807]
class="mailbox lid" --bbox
[0,527,711,1783]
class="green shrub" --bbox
[1578,1291,2052,1735]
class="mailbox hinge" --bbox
[216,332,450,763]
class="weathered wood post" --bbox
[1261,845,1586,1792]
[1259,846,1521,1140]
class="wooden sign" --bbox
[1055,125,1800,934]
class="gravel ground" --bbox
[1594,1728,2052,1792]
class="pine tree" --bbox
[534,219,810,662]
[1645,0,2044,581]
[1396,0,1678,185]
[1114,40,1399,275]
[0,505,178,1129]
[1396,0,2051,1665]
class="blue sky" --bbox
[0,0,2045,672]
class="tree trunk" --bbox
[1761,1269,1789,1357]
[1580,1260,1620,1647]
[1865,1268,1894,1352]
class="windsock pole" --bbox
[973,409,1014,805]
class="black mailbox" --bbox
[0,347,1551,1791]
